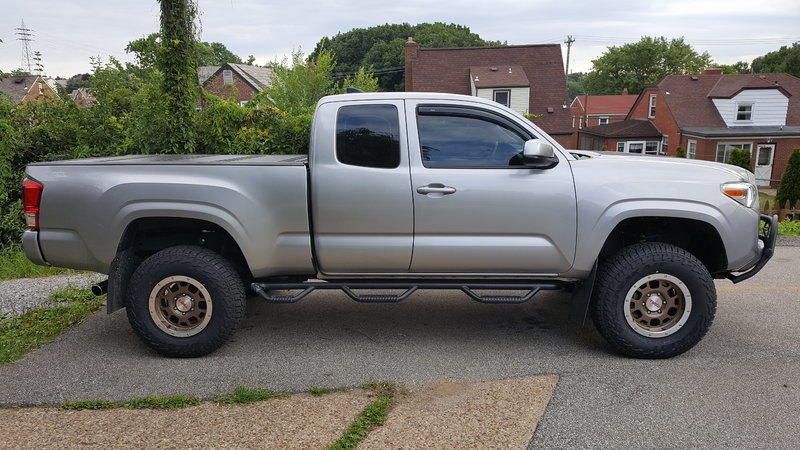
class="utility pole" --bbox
[15,19,35,74]
[564,35,575,107]
[564,35,575,77]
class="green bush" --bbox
[675,146,686,158]
[776,148,800,209]
[727,147,753,172]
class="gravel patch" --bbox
[777,235,800,246]
[0,273,99,318]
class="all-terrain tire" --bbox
[590,242,716,359]
[126,245,246,357]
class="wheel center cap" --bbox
[175,295,193,313]
[646,294,663,312]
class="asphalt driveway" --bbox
[1,247,798,448]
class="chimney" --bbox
[404,37,418,92]
[704,68,723,75]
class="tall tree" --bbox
[157,0,198,153]
[310,23,502,91]
[126,33,242,70]
[583,37,712,95]
[751,42,800,77]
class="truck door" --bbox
[310,100,414,274]
[405,101,577,275]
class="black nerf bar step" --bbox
[251,281,562,304]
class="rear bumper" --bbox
[724,214,777,284]
[21,230,48,266]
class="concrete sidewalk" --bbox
[0,376,558,448]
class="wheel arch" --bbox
[597,216,728,275]
[106,217,251,313]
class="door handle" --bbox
[416,183,456,195]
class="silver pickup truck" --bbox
[22,92,777,359]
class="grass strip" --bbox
[0,248,75,281]
[48,286,98,303]
[59,400,118,410]
[329,382,397,450]
[0,298,103,365]
[309,386,349,396]
[214,385,288,404]
[123,395,203,409]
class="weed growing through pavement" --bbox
[329,381,398,449]
[309,386,349,396]
[214,385,288,404]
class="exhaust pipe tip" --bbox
[91,280,109,296]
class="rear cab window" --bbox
[336,105,401,169]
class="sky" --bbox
[1,0,798,79]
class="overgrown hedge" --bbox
[0,75,312,248]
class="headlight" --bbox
[722,182,757,208]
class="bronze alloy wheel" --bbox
[623,273,692,338]
[148,275,213,337]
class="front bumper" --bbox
[724,214,778,284]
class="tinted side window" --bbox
[417,113,527,168]
[336,105,401,169]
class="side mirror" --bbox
[523,140,559,169]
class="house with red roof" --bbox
[578,69,800,186]
[404,39,574,147]
[198,63,273,107]
[570,93,637,129]
[0,75,59,104]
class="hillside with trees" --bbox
[309,22,502,91]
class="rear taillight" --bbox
[23,178,43,230]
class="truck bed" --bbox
[30,154,308,166]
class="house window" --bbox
[599,117,609,125]
[223,70,233,85]
[493,90,510,107]
[687,140,697,159]
[618,141,660,154]
[661,134,669,155]
[715,142,752,164]
[239,100,248,107]
[648,94,657,118]
[736,103,753,121]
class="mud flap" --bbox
[570,260,597,326]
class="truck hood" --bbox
[570,153,754,184]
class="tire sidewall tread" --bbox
[591,242,717,359]
[126,245,246,358]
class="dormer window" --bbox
[736,103,753,121]
[493,90,510,107]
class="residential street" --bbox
[1,246,798,448]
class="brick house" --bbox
[198,63,273,106]
[570,92,637,129]
[578,69,800,186]
[404,39,573,147]
[0,75,59,104]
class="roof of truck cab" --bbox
[318,91,507,106]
